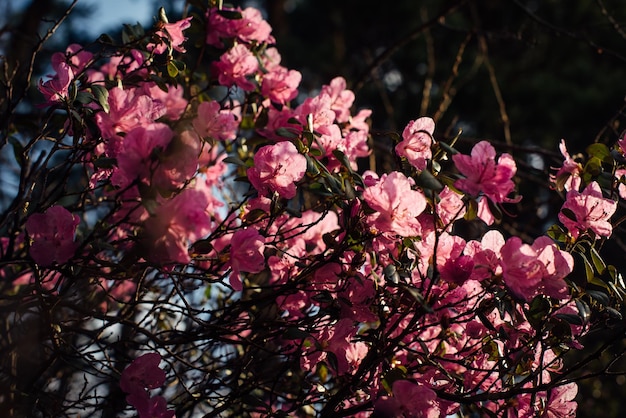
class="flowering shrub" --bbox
[2,2,626,417]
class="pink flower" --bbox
[120,353,166,394]
[541,383,578,418]
[193,101,238,141]
[395,117,435,171]
[38,61,74,105]
[500,236,573,301]
[551,140,582,192]
[26,206,79,266]
[141,83,188,121]
[362,171,427,237]
[206,7,274,47]
[229,228,266,291]
[436,186,466,228]
[120,353,174,418]
[453,141,517,203]
[51,43,92,74]
[374,380,441,418]
[150,16,193,54]
[111,123,174,188]
[320,77,355,123]
[261,67,302,105]
[95,87,166,145]
[213,44,259,91]
[247,141,307,199]
[144,185,216,264]
[559,181,617,239]
[500,237,544,300]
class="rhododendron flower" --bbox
[320,77,355,123]
[437,186,466,228]
[500,236,573,300]
[150,16,193,54]
[551,139,582,192]
[500,237,544,300]
[120,353,174,418]
[38,61,74,105]
[214,44,259,91]
[541,383,578,417]
[395,117,435,171]
[206,7,274,47]
[51,43,93,74]
[362,171,427,237]
[559,181,617,239]
[26,206,79,266]
[229,228,266,291]
[261,67,302,105]
[193,100,238,141]
[111,123,174,187]
[141,83,188,121]
[247,141,307,199]
[453,140,517,202]
[95,87,166,145]
[120,353,166,394]
[374,380,441,418]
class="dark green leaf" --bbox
[91,84,110,113]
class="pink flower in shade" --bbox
[111,123,174,188]
[120,353,174,418]
[261,67,302,105]
[534,236,574,300]
[395,117,435,171]
[206,7,274,47]
[144,185,215,264]
[320,77,355,123]
[25,206,79,266]
[541,383,578,418]
[362,171,427,237]
[38,61,74,105]
[126,393,175,418]
[213,44,259,91]
[465,229,504,281]
[141,83,188,121]
[120,353,166,394]
[551,140,582,192]
[229,228,266,291]
[558,181,617,239]
[51,43,93,74]
[500,237,544,300]
[436,186,466,229]
[247,141,307,199]
[374,380,441,418]
[192,101,238,141]
[453,140,518,203]
[150,17,193,54]
[500,235,573,301]
[95,87,166,146]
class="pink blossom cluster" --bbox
[19,4,626,417]
[120,353,175,418]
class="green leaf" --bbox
[587,289,610,305]
[217,9,243,19]
[275,127,298,139]
[560,208,578,222]
[223,156,246,166]
[590,247,606,275]
[547,224,568,243]
[91,84,110,113]
[167,61,179,77]
[415,169,443,192]
[586,143,612,164]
